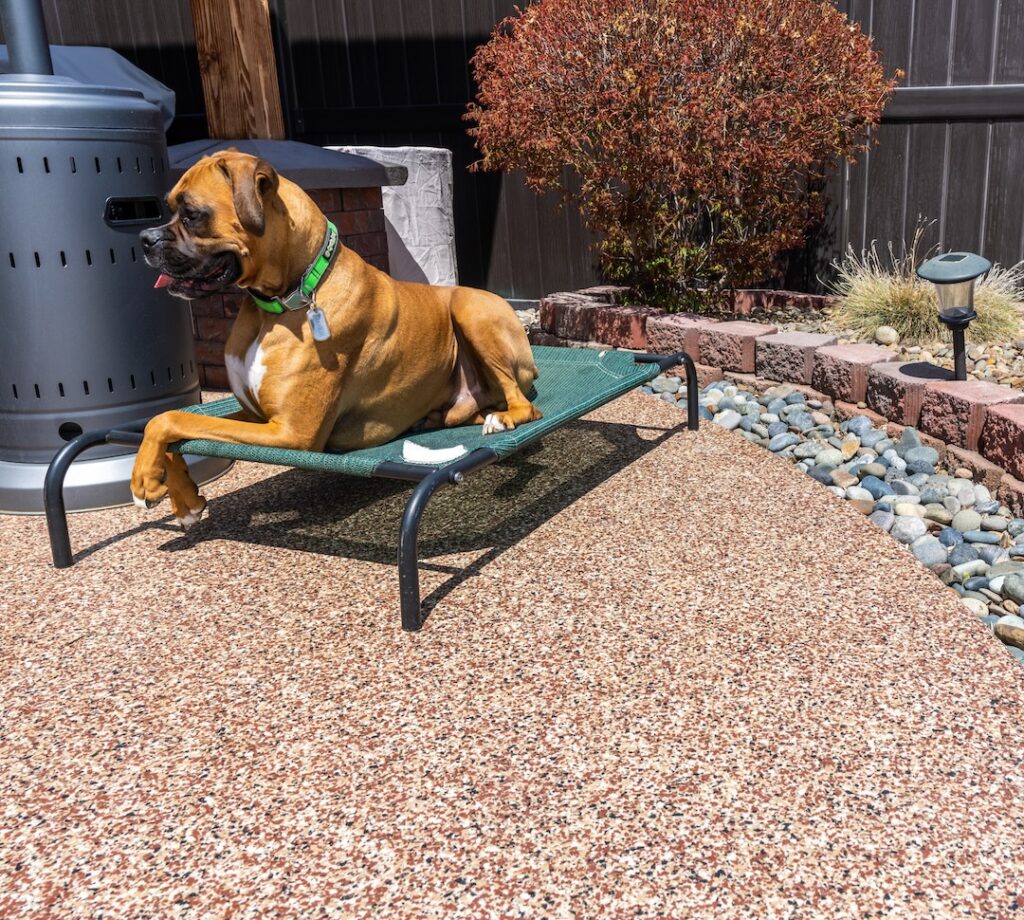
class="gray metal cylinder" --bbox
[0,73,231,511]
[0,0,52,75]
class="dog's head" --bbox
[140,150,284,299]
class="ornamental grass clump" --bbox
[466,0,898,309]
[827,229,1023,345]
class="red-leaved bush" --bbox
[466,0,899,307]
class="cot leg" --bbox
[44,422,149,568]
[44,429,116,568]
[395,448,499,632]
[397,467,452,632]
[679,353,700,431]
[636,351,699,431]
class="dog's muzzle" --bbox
[141,225,241,298]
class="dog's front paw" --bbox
[175,496,207,531]
[130,448,168,509]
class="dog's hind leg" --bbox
[450,290,541,435]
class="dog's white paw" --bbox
[177,500,207,531]
[482,413,508,436]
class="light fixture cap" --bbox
[917,251,992,284]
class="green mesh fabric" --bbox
[170,346,664,477]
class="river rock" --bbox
[962,597,989,617]
[815,448,844,469]
[896,428,922,458]
[859,475,894,500]
[788,410,815,431]
[845,416,874,437]
[948,544,980,567]
[1004,574,1024,605]
[861,430,889,450]
[905,445,940,467]
[806,466,833,485]
[869,509,895,532]
[768,432,800,451]
[911,535,947,568]
[840,437,860,460]
[924,505,953,525]
[938,527,964,547]
[952,559,989,580]
[891,517,927,544]
[952,509,983,532]
[713,409,742,430]
[988,562,1024,578]
[791,441,821,459]
[994,615,1024,650]
[875,325,899,345]
[950,481,976,507]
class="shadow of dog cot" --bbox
[44,345,698,631]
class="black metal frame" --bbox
[42,351,697,632]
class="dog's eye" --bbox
[181,208,199,226]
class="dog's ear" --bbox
[219,155,278,236]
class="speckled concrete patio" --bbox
[2,392,1023,917]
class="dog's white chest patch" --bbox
[225,332,267,418]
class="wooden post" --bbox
[189,0,286,139]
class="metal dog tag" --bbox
[307,305,331,342]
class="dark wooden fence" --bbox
[8,1,1024,299]
[828,0,1024,279]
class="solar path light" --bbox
[916,251,991,382]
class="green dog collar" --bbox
[249,220,339,315]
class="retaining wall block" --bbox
[646,313,720,364]
[918,379,1024,451]
[811,343,898,403]
[866,361,955,427]
[755,331,837,385]
[980,403,1024,481]
[698,320,778,373]
[591,305,664,350]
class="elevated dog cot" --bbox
[45,345,698,631]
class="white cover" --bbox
[328,145,459,286]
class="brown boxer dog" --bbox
[136,150,540,527]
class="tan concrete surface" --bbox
[1,393,1022,917]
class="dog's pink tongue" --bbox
[153,273,172,289]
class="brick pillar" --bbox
[192,186,389,388]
